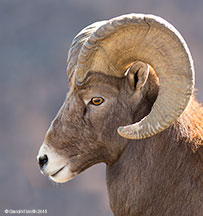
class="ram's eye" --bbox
[90,97,104,106]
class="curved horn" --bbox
[67,20,107,81]
[68,14,194,139]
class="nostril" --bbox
[38,154,48,169]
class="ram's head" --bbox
[37,14,194,183]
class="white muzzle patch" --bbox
[37,143,76,183]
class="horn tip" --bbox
[117,126,141,140]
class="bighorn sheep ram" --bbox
[37,14,203,216]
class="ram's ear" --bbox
[126,61,149,91]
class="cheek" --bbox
[88,106,109,130]
[102,106,132,136]
[89,108,117,138]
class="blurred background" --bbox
[0,0,202,215]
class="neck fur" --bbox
[106,96,203,216]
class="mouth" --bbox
[48,164,76,183]
[50,165,66,177]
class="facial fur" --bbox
[44,73,131,177]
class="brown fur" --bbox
[44,68,203,216]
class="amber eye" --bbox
[90,97,104,106]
